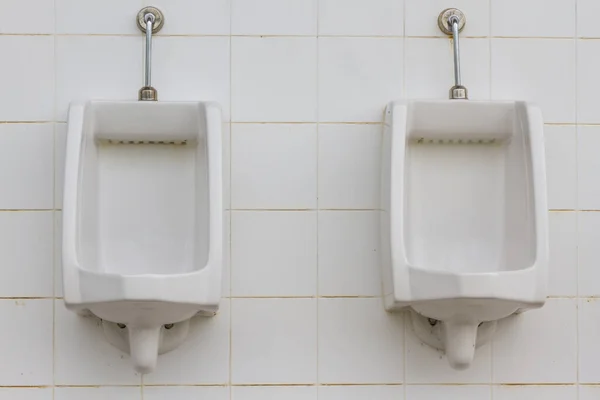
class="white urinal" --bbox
[62,101,223,374]
[380,100,548,370]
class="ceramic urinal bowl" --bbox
[62,101,223,374]
[380,100,548,370]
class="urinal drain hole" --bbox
[117,323,127,329]
[428,318,439,326]
[164,324,174,330]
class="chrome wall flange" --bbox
[438,8,466,35]
[137,6,164,34]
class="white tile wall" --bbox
[405,385,491,400]
[318,124,381,208]
[318,298,404,383]
[232,0,317,35]
[491,0,576,38]
[318,0,404,36]
[493,385,577,400]
[0,37,54,121]
[0,1,595,399]
[318,211,380,296]
[232,37,317,122]
[0,124,53,209]
[545,126,577,209]
[318,37,402,122]
[231,299,317,384]
[54,387,142,400]
[232,386,317,400]
[319,385,403,400]
[232,211,317,296]
[231,123,317,209]
[0,388,52,400]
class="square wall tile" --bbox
[405,0,489,37]
[232,386,317,400]
[578,40,600,124]
[144,386,228,400]
[579,300,600,382]
[153,37,230,120]
[0,212,53,297]
[405,316,491,383]
[406,386,490,400]
[0,0,54,33]
[232,37,317,122]
[319,37,402,122]
[143,301,230,384]
[56,0,142,34]
[0,300,53,385]
[0,37,53,121]
[492,299,577,383]
[548,212,577,297]
[491,0,575,37]
[0,124,54,209]
[0,388,52,400]
[580,386,600,400]
[579,211,600,296]
[232,298,317,384]
[232,211,317,297]
[405,38,490,100]
[318,211,380,296]
[578,127,600,210]
[56,36,141,121]
[55,123,67,209]
[141,0,230,35]
[54,302,141,385]
[231,124,317,209]
[494,385,577,400]
[318,124,382,209]
[545,126,577,210]
[578,0,600,37]
[318,0,404,36]
[318,298,403,384]
[232,0,317,35]
[55,387,141,400]
[491,39,576,123]
[319,386,403,400]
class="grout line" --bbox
[574,0,581,396]
[1,383,591,388]
[6,32,600,39]
[315,0,321,391]
[228,4,233,395]
[52,1,57,396]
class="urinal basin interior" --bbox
[404,101,536,274]
[78,102,210,276]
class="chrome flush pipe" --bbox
[438,8,468,99]
[136,6,164,101]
